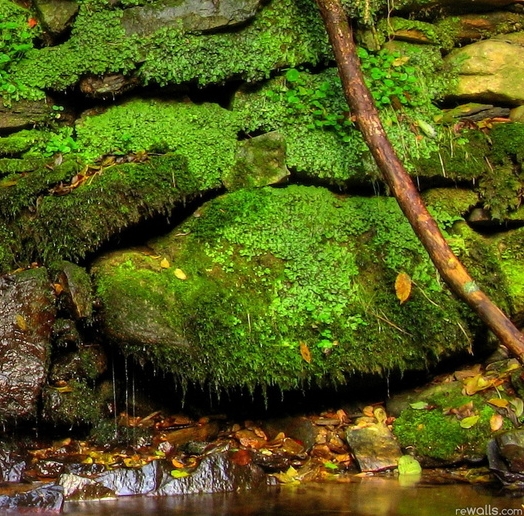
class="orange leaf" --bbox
[395,272,412,304]
[27,17,38,28]
[490,414,504,432]
[300,341,311,364]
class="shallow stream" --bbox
[63,477,524,516]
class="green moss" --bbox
[31,154,193,262]
[42,379,105,426]
[93,185,480,390]
[0,0,44,103]
[0,156,83,220]
[478,123,524,219]
[491,227,524,314]
[414,129,490,181]
[75,98,238,184]
[0,130,48,156]
[393,383,508,461]
[9,7,138,93]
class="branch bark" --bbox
[314,0,524,362]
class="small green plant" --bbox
[0,11,40,103]
[357,47,421,108]
[42,127,79,156]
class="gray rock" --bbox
[0,268,55,421]
[121,0,262,37]
[0,484,63,512]
[225,132,289,190]
[0,99,55,132]
[33,0,79,36]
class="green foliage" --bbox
[357,47,421,109]
[75,98,238,187]
[40,127,79,157]
[0,0,43,103]
[32,154,189,262]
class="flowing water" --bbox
[63,477,524,516]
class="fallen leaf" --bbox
[487,398,509,408]
[464,374,493,395]
[395,272,412,304]
[272,466,300,485]
[300,341,311,364]
[460,415,480,429]
[490,414,504,432]
[15,314,27,331]
[511,398,524,418]
[397,455,422,475]
[410,401,430,410]
[160,258,170,269]
[362,406,374,418]
[374,407,387,425]
[170,469,190,478]
[174,268,187,280]
[230,449,252,466]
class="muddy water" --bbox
[63,477,524,516]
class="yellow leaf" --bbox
[15,314,27,331]
[487,398,509,408]
[395,272,412,304]
[299,341,311,364]
[490,414,504,432]
[374,407,387,425]
[460,415,480,428]
[174,268,187,280]
[272,466,300,485]
[464,374,492,395]
[160,258,170,269]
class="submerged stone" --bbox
[92,185,492,390]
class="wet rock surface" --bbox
[0,267,55,421]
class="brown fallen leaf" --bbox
[395,272,412,304]
[300,341,311,364]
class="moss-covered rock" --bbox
[91,185,496,391]
[490,227,524,315]
[392,380,512,463]
[8,0,331,97]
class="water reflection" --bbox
[63,478,524,516]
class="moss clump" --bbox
[414,128,490,181]
[93,185,481,391]
[75,98,238,184]
[0,130,48,156]
[491,227,524,314]
[30,154,193,262]
[393,382,508,461]
[42,379,105,426]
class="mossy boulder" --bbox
[91,185,497,391]
[393,381,510,465]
